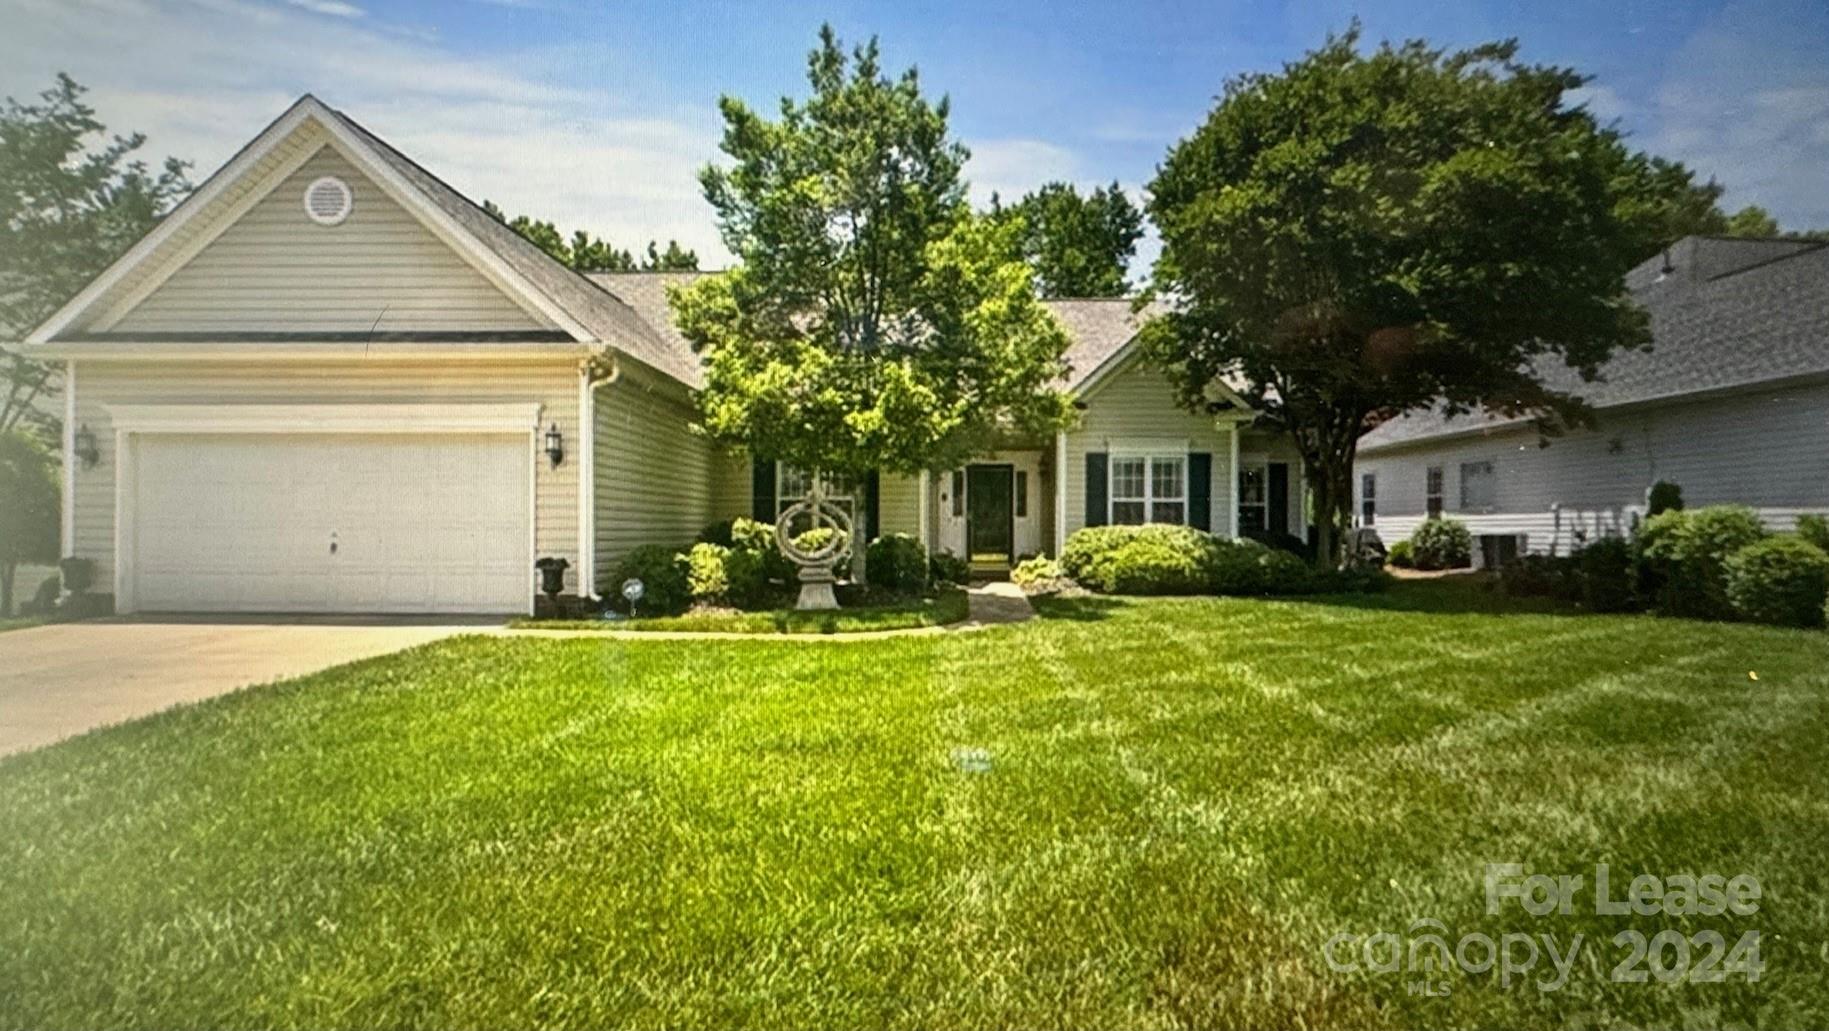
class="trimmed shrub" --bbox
[1499,554,1579,600]
[1410,519,1472,570]
[695,519,737,548]
[1574,537,1638,613]
[59,556,95,595]
[1387,539,1415,569]
[1637,506,1768,619]
[683,543,732,603]
[1647,480,1684,517]
[929,550,970,586]
[1310,565,1394,594]
[1011,555,1066,589]
[866,534,928,594]
[1061,524,1218,595]
[1725,536,1829,628]
[1795,514,1829,555]
[1244,529,1315,562]
[23,574,60,615]
[607,545,690,615]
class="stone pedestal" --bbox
[795,566,840,610]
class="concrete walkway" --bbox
[501,582,1035,642]
[0,617,488,756]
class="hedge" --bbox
[1724,536,1829,628]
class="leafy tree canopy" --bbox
[0,74,191,440]
[480,199,699,272]
[672,26,1074,483]
[1143,28,1733,563]
[990,181,1144,297]
[0,429,60,615]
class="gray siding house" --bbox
[1355,237,1829,565]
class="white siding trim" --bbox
[1227,424,1241,538]
[1053,430,1067,554]
[917,469,931,556]
[61,361,76,559]
[104,402,541,435]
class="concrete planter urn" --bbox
[775,482,853,610]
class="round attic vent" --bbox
[302,175,353,225]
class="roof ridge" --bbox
[1704,239,1829,283]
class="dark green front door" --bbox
[966,464,1014,565]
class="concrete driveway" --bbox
[0,617,495,756]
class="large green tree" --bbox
[0,430,59,616]
[480,200,699,272]
[992,181,1144,297]
[1144,30,1734,565]
[0,75,191,440]
[672,27,1074,533]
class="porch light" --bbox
[74,424,99,469]
[544,422,564,467]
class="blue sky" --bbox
[7,0,1827,268]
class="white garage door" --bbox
[131,433,530,613]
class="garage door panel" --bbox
[131,433,529,613]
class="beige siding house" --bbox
[1355,237,1829,566]
[23,95,1304,615]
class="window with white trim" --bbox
[1459,460,1496,512]
[1238,462,1267,533]
[1110,454,1186,525]
[1426,466,1444,518]
[1360,472,1376,526]
[777,466,857,533]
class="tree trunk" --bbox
[1305,436,1360,569]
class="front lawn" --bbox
[2,582,1825,1028]
[513,585,969,634]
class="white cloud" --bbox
[284,0,362,18]
[1,0,733,263]
[1641,1,1829,229]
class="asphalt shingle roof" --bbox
[1359,237,1829,452]
[327,105,705,386]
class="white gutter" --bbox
[578,354,622,600]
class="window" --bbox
[1426,466,1444,518]
[777,466,857,532]
[1110,454,1185,525]
[1459,461,1496,512]
[1238,463,1267,533]
[1015,470,1028,517]
[1360,473,1376,526]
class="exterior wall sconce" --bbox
[544,422,565,468]
[74,424,100,469]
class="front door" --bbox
[966,464,1014,566]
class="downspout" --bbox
[1054,430,1067,555]
[917,469,931,558]
[578,352,621,600]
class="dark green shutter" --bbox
[751,459,776,522]
[1085,453,1108,527]
[1188,452,1212,531]
[864,470,881,543]
[1268,463,1290,536]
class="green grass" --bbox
[0,614,48,633]
[3,580,1827,1029]
[512,586,969,634]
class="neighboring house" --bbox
[1355,236,1829,566]
[20,95,1301,615]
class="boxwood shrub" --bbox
[608,545,690,615]
[1061,524,1218,594]
[1724,536,1829,628]
[1409,518,1472,570]
[929,550,971,586]
[865,534,928,594]
[1387,539,1415,569]
[1637,506,1768,619]
[1574,537,1639,613]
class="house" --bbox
[22,95,1303,615]
[1354,236,1829,566]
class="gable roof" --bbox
[1359,236,1829,453]
[24,95,706,383]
